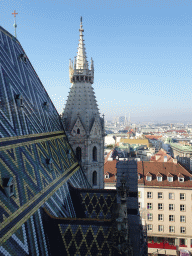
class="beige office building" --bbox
[138,161,192,256]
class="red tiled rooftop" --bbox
[104,160,117,183]
[166,129,187,133]
[104,150,113,164]
[150,149,174,163]
[127,131,134,134]
[145,135,162,140]
[104,159,192,187]
[138,161,192,187]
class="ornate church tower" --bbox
[62,17,105,189]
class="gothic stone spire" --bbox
[62,17,104,189]
[69,17,94,84]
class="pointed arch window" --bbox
[76,147,81,161]
[77,128,80,134]
[93,171,97,186]
[93,146,97,161]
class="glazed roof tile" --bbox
[69,183,117,220]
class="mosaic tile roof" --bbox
[0,25,147,256]
[0,25,90,255]
[69,184,117,219]
[41,186,127,256]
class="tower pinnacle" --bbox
[77,16,87,70]
[69,17,94,84]
[12,10,18,38]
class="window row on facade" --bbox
[146,203,186,211]
[142,174,187,182]
[147,213,186,222]
[157,214,186,222]
[147,192,186,200]
[147,224,186,234]
[139,202,187,212]
[138,191,187,200]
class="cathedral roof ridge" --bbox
[0,26,20,43]
[68,182,116,193]
[43,207,113,222]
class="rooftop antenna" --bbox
[12,10,18,38]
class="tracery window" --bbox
[93,171,97,186]
[93,146,97,161]
[76,147,81,161]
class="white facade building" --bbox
[105,135,115,146]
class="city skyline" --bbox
[1,0,192,122]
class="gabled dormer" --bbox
[178,173,184,182]
[156,172,163,182]
[105,172,110,179]
[71,116,86,137]
[4,177,15,197]
[146,172,152,181]
[167,172,173,182]
[90,117,102,137]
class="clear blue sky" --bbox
[1,0,192,123]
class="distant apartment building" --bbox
[138,161,192,256]
[145,135,163,152]
[137,147,155,161]
[161,138,172,153]
[177,156,192,173]
[120,137,151,148]
[141,127,159,133]
[170,143,192,158]
[170,143,192,172]
[105,135,116,146]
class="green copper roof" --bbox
[170,143,192,152]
